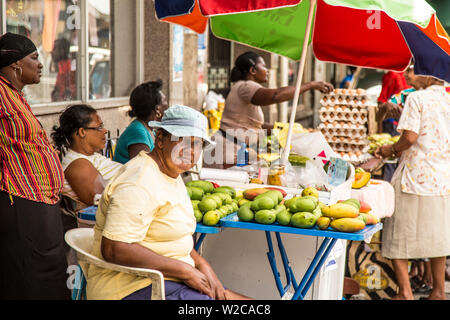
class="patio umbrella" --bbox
[154,0,450,164]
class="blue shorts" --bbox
[122,280,213,300]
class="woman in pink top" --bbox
[205,51,333,169]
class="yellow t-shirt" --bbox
[85,151,196,300]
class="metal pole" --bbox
[279,57,289,123]
[281,0,317,165]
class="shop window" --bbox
[6,0,80,104]
[4,0,137,105]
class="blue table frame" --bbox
[220,213,382,300]
[194,223,223,251]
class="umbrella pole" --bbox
[281,0,317,165]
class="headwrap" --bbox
[0,32,37,69]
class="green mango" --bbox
[254,210,277,225]
[198,197,218,213]
[291,212,318,229]
[276,209,292,226]
[186,180,214,193]
[238,205,254,222]
[189,186,204,201]
[194,209,203,223]
[251,196,276,212]
[213,186,236,198]
[290,198,316,213]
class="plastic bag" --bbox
[290,131,338,168]
[294,160,330,191]
[204,91,224,111]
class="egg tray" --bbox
[318,123,367,137]
[319,111,367,125]
[325,135,368,146]
[329,142,369,153]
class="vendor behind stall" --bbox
[205,51,333,169]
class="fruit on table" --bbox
[330,217,365,232]
[322,203,359,219]
[316,216,331,230]
[352,171,371,189]
[276,209,292,226]
[214,192,233,205]
[188,186,204,201]
[338,198,361,210]
[255,190,283,205]
[243,188,271,200]
[312,206,322,219]
[301,187,319,199]
[238,198,250,207]
[194,209,203,223]
[273,204,287,214]
[291,212,318,229]
[359,213,379,225]
[186,180,214,193]
[265,187,287,198]
[198,197,218,213]
[213,186,236,198]
[254,210,277,225]
[191,200,200,210]
[238,204,255,222]
[251,196,276,211]
[359,200,372,213]
[289,197,317,213]
[203,210,221,226]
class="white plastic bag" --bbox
[295,160,330,191]
[290,132,338,168]
[204,91,224,111]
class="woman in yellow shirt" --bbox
[87,105,249,300]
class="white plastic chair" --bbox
[64,228,165,300]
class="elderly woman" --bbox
[375,73,450,300]
[113,80,168,164]
[0,32,69,299]
[86,105,250,300]
[51,104,123,212]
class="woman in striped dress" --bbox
[51,104,123,213]
[0,32,70,299]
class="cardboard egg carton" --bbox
[319,107,368,124]
[325,134,368,146]
[329,141,369,153]
[320,88,370,109]
[337,151,366,163]
[318,122,367,137]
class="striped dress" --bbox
[61,149,123,211]
[0,75,64,204]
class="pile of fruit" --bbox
[238,186,379,233]
[368,133,400,155]
[186,180,238,226]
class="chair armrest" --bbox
[78,253,165,300]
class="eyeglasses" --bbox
[84,124,106,131]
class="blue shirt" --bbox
[113,119,155,164]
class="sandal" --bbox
[410,276,422,290]
[414,283,432,295]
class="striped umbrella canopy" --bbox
[155,0,450,164]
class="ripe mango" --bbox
[330,218,366,233]
[251,196,276,211]
[301,187,319,199]
[243,188,269,200]
[359,200,372,213]
[360,213,379,225]
[316,216,331,230]
[322,203,359,219]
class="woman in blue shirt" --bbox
[114,80,168,164]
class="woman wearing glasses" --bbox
[51,104,123,213]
